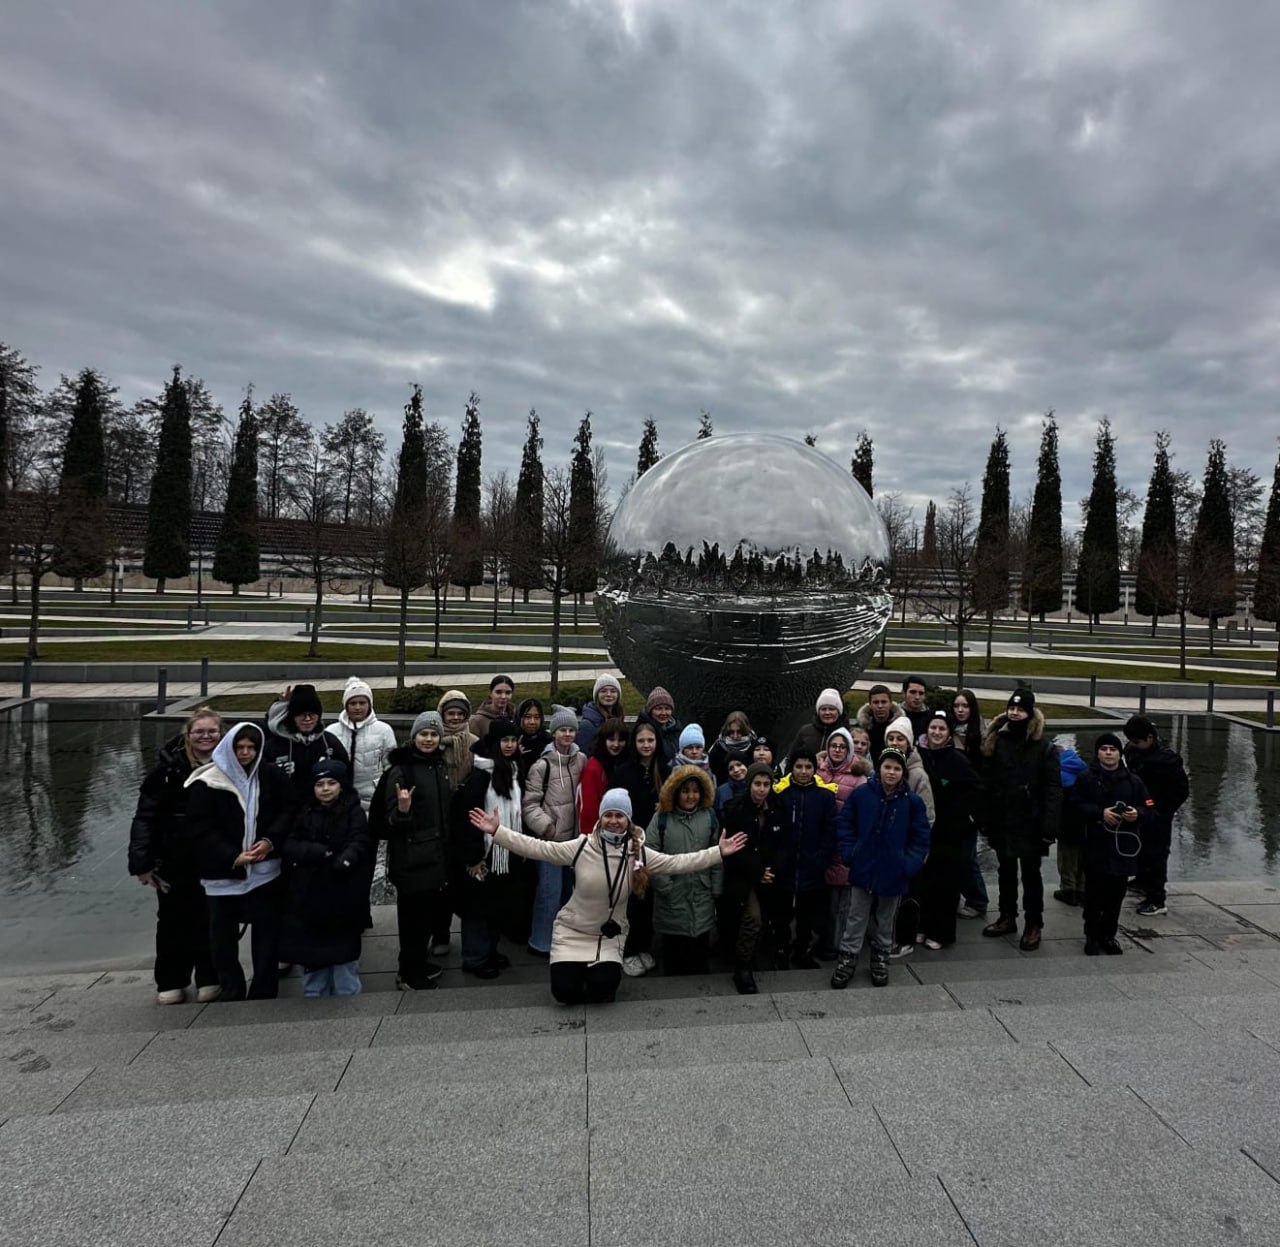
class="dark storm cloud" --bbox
[3,0,1279,524]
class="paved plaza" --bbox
[4,883,1280,1244]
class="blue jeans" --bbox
[303,961,361,997]
[530,860,572,954]
[960,832,989,911]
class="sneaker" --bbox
[1102,938,1124,956]
[870,962,889,987]
[1136,901,1167,917]
[156,988,185,1006]
[430,939,451,957]
[983,915,1018,938]
[493,952,512,969]
[638,952,657,971]
[621,955,647,978]
[733,967,759,995]
[1052,889,1074,905]
[423,962,444,982]
[888,943,914,959]
[957,904,984,920]
[461,962,500,980]
[923,938,943,951]
[396,975,438,991]
[830,956,857,990]
[195,985,222,1003]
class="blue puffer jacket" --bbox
[836,776,930,897]
[772,773,839,893]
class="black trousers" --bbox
[1084,871,1127,943]
[996,849,1044,926]
[207,879,282,1001]
[396,887,450,986]
[774,887,827,954]
[550,961,623,1005]
[1136,814,1173,906]
[623,888,654,958]
[661,932,710,976]
[154,879,218,992]
[917,856,961,946]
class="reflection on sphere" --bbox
[595,433,893,730]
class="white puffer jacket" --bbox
[324,678,397,811]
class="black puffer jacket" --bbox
[128,735,201,881]
[184,754,295,882]
[370,744,452,895]
[1066,762,1153,877]
[720,790,787,912]
[1124,737,1189,821]
[279,789,371,967]
[981,710,1062,857]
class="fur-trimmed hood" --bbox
[854,700,905,732]
[982,708,1047,755]
[658,764,716,813]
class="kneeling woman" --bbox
[469,789,747,1005]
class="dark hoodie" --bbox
[1067,756,1154,877]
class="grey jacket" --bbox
[521,743,586,842]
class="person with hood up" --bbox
[186,722,294,1001]
[980,688,1062,952]
[708,711,757,785]
[578,717,630,836]
[772,746,839,968]
[789,688,847,758]
[1052,746,1089,907]
[720,762,787,994]
[830,747,930,989]
[854,685,905,759]
[515,697,551,784]
[469,789,748,1005]
[469,674,516,741]
[324,677,397,812]
[453,718,524,978]
[816,726,872,959]
[280,759,371,997]
[914,713,982,949]
[635,686,682,764]
[265,684,349,805]
[648,766,723,975]
[1123,715,1189,917]
[521,705,587,956]
[369,711,453,989]
[1066,732,1153,955]
[673,723,710,771]
[612,718,669,977]
[576,673,623,754]
[129,706,225,1004]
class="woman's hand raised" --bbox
[717,831,749,857]
[469,807,501,836]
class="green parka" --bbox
[647,765,722,938]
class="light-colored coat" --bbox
[325,710,396,811]
[493,824,722,964]
[521,743,586,842]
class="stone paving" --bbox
[3,885,1280,1243]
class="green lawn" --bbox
[894,654,1277,687]
[3,640,604,663]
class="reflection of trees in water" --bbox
[1252,731,1280,863]
[0,704,66,884]
[1182,717,1228,861]
[1221,721,1262,862]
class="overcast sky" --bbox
[4,1,1278,524]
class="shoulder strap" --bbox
[571,836,590,870]
[656,810,667,851]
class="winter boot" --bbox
[733,965,759,995]
[830,955,857,990]
[869,953,889,987]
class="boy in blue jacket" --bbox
[830,747,930,988]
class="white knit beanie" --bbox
[816,688,844,713]
[344,676,374,708]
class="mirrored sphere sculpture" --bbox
[596,433,893,731]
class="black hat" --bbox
[1094,731,1125,754]
[1124,715,1157,741]
[878,746,908,773]
[288,684,323,718]
[1007,688,1035,713]
[477,717,519,755]
[929,710,952,734]
[745,762,776,787]
[312,757,348,785]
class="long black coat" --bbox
[918,746,983,862]
[185,762,295,883]
[981,711,1062,857]
[279,790,371,968]
[370,745,452,895]
[128,736,201,882]
[449,765,524,923]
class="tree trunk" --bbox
[464,585,472,602]
[27,572,42,660]
[109,568,117,607]
[397,586,409,690]
[1150,611,1157,637]
[522,588,530,605]
[366,577,375,611]
[73,577,83,592]
[156,578,166,594]
[956,619,965,690]
[573,596,579,631]
[232,582,241,597]
[877,627,888,669]
[432,587,442,657]
[492,572,500,631]
[510,585,516,615]
[984,610,994,672]
[1208,618,1216,655]
[10,562,17,606]
[308,569,323,658]
[1179,610,1187,679]
[1275,630,1280,683]
[549,582,564,699]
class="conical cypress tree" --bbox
[566,412,598,595]
[212,391,261,595]
[452,391,483,598]
[1022,414,1063,620]
[1189,439,1237,645]
[509,410,544,602]
[697,410,713,439]
[637,418,660,477]
[973,429,1011,663]
[52,367,109,588]
[1134,430,1178,632]
[1075,418,1121,627]
[921,500,938,564]
[384,384,430,685]
[143,366,193,592]
[1253,447,1280,677]
[850,431,873,497]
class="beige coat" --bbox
[493,824,722,965]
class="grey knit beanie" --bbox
[411,710,444,737]
[548,704,578,735]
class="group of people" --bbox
[128,670,1189,1006]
